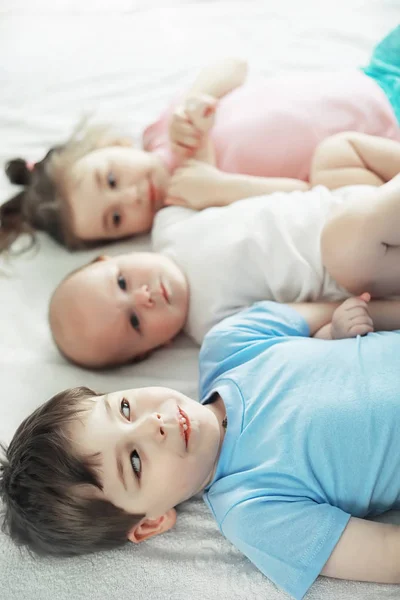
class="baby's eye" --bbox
[112,211,121,228]
[130,450,141,479]
[130,313,141,332]
[107,172,117,189]
[120,397,130,420]
[118,275,127,291]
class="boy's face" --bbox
[50,252,189,367]
[65,146,169,241]
[70,387,224,541]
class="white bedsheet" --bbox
[1,1,400,599]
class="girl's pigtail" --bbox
[0,191,34,254]
[5,158,34,186]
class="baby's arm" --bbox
[310,132,400,189]
[320,516,400,584]
[289,296,400,339]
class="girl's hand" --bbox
[169,93,217,158]
[331,293,374,339]
[165,159,228,210]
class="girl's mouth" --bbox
[148,178,157,210]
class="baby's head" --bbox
[0,385,223,556]
[1,122,168,254]
[49,252,189,368]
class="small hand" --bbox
[165,159,227,210]
[168,93,217,158]
[331,293,374,340]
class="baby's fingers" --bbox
[348,315,374,337]
[345,305,371,320]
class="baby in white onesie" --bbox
[151,187,358,344]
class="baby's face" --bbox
[50,252,189,367]
[65,146,169,241]
[69,387,224,530]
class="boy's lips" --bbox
[177,406,191,449]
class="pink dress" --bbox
[143,70,400,181]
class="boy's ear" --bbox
[127,509,177,544]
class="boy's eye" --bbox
[112,211,121,227]
[130,450,141,478]
[118,275,127,291]
[107,172,117,189]
[130,313,141,332]
[120,397,130,420]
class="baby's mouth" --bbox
[160,281,170,304]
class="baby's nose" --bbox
[134,284,154,307]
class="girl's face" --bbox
[65,146,169,241]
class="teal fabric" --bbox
[363,26,400,123]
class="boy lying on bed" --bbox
[49,131,400,367]
[3,296,400,600]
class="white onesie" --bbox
[152,186,372,344]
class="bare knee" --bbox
[321,210,381,295]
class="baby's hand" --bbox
[165,159,228,210]
[331,293,374,340]
[169,93,217,158]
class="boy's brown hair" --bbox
[0,386,144,556]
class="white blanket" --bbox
[1,1,400,599]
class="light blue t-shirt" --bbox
[199,301,400,600]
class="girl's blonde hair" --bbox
[1,120,131,254]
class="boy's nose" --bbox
[134,412,166,442]
[133,284,154,307]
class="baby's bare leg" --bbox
[321,174,400,297]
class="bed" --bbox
[1,1,400,598]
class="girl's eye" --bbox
[118,275,127,291]
[130,312,140,332]
[112,211,121,227]
[120,398,130,420]
[107,172,117,189]
[130,450,141,478]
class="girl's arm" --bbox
[165,160,309,209]
[310,132,400,189]
[169,58,247,163]
[184,57,248,100]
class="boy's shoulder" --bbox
[199,301,309,397]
